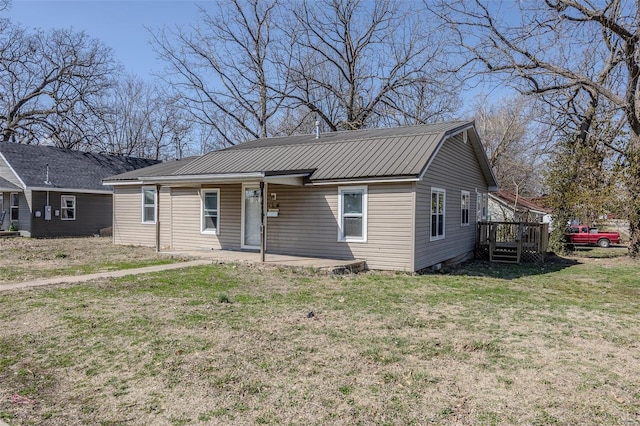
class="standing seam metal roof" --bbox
[171,122,467,181]
[105,121,495,185]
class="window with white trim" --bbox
[142,187,157,224]
[201,189,220,234]
[431,188,445,240]
[10,192,19,221]
[477,192,488,221]
[338,186,367,242]
[461,191,470,226]
[61,195,76,220]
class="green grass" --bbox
[0,257,639,425]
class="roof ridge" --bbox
[224,121,472,153]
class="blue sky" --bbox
[7,0,202,77]
[5,0,511,110]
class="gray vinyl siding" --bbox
[414,133,490,270]
[113,186,157,246]
[169,184,242,251]
[11,190,32,236]
[29,191,112,237]
[0,156,22,188]
[266,183,414,271]
[0,191,31,235]
[0,192,6,229]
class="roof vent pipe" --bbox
[44,163,51,185]
[315,120,320,139]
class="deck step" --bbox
[490,248,520,264]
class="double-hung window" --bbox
[201,189,219,234]
[431,188,445,240]
[142,187,157,224]
[461,191,470,226]
[338,186,367,242]
[10,193,19,221]
[61,195,76,220]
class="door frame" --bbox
[241,182,262,250]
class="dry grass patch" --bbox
[0,237,180,284]
[0,258,639,425]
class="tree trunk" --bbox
[627,134,640,257]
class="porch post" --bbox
[260,181,267,262]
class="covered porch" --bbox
[476,221,550,263]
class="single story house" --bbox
[104,121,498,272]
[0,143,159,237]
[488,190,552,224]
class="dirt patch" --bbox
[0,237,173,283]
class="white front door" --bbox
[242,184,262,249]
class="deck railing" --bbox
[477,221,550,263]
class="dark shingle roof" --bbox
[0,143,160,191]
[105,156,199,182]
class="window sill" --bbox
[338,238,367,243]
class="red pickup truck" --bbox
[565,225,621,248]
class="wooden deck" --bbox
[477,222,549,263]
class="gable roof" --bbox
[0,143,160,192]
[105,121,497,188]
[490,190,551,215]
[0,176,20,192]
[104,156,200,183]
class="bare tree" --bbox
[152,0,461,146]
[151,0,286,146]
[474,96,551,196]
[0,23,116,144]
[283,0,459,130]
[91,75,191,160]
[434,0,640,255]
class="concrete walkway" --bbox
[162,249,366,272]
[0,260,212,292]
[0,251,365,293]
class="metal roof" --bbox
[105,121,497,187]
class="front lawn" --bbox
[0,256,639,425]
[0,237,180,284]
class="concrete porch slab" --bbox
[160,249,366,274]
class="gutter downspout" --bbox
[260,181,267,262]
[155,184,161,253]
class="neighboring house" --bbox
[0,143,159,237]
[488,190,552,224]
[104,121,498,272]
